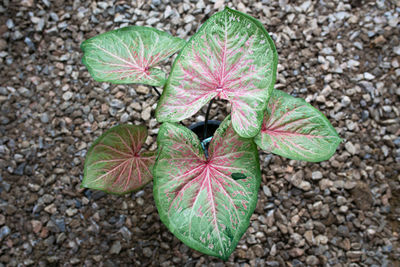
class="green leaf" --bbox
[83,124,155,195]
[254,90,341,162]
[154,117,261,260]
[81,26,186,87]
[156,7,278,138]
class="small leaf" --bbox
[254,90,341,162]
[154,117,261,260]
[156,7,278,138]
[81,26,186,87]
[83,124,155,194]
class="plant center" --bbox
[215,85,228,99]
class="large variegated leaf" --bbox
[154,117,261,260]
[156,7,278,138]
[83,124,155,194]
[81,26,185,86]
[254,90,341,162]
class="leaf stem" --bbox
[152,86,161,97]
[203,98,214,140]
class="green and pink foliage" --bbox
[255,90,341,162]
[153,117,261,260]
[81,26,185,87]
[83,125,155,194]
[79,7,342,260]
[156,8,278,138]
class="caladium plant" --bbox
[80,7,341,260]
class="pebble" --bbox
[136,85,150,95]
[306,255,319,265]
[0,39,7,51]
[344,142,357,155]
[0,1,398,265]
[120,112,130,123]
[143,247,153,257]
[40,113,50,123]
[63,91,73,101]
[311,171,323,180]
[31,220,42,234]
[289,248,304,257]
[6,19,14,29]
[263,185,272,197]
[109,99,124,109]
[0,225,10,239]
[341,96,351,107]
[364,72,375,80]
[110,241,122,254]
[141,106,152,121]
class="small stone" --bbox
[110,241,122,254]
[120,112,130,123]
[319,179,333,190]
[299,181,311,191]
[184,15,195,24]
[289,248,304,257]
[304,230,314,245]
[336,196,347,206]
[63,91,73,101]
[19,87,32,97]
[306,255,319,265]
[66,208,78,217]
[164,6,174,19]
[263,185,272,197]
[136,85,150,95]
[339,205,349,213]
[109,99,124,109]
[393,46,400,56]
[0,39,7,51]
[40,113,50,123]
[337,225,350,237]
[344,181,356,190]
[141,107,152,121]
[44,204,57,214]
[146,17,159,25]
[291,233,303,246]
[364,72,375,80]
[55,219,66,232]
[321,47,333,55]
[367,228,376,237]
[136,197,144,206]
[345,142,356,155]
[315,235,328,245]
[346,251,362,259]
[341,96,351,107]
[31,220,42,234]
[143,247,152,257]
[311,171,323,180]
[0,225,11,239]
[24,37,35,50]
[114,14,125,22]
[270,243,277,256]
[266,261,280,267]
[6,19,14,29]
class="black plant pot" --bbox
[188,120,221,141]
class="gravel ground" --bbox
[1,0,400,266]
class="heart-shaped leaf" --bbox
[254,90,341,162]
[83,124,155,194]
[156,7,278,138]
[154,117,261,260]
[81,26,186,87]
